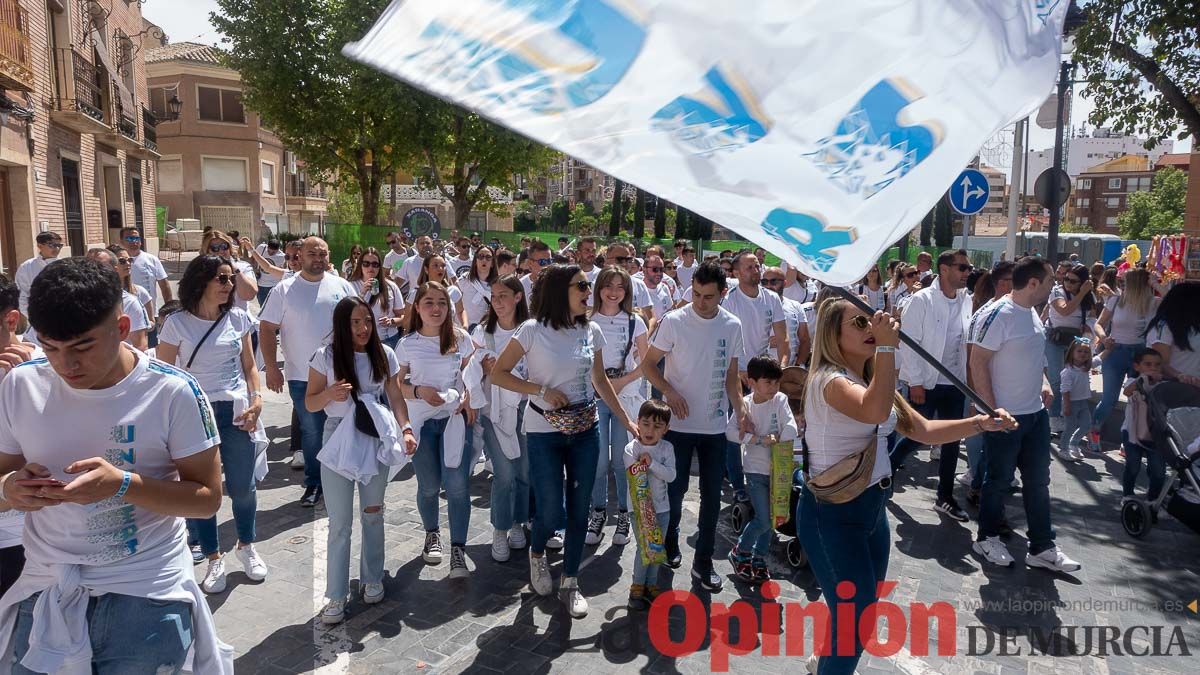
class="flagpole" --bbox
[830,287,999,417]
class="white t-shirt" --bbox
[1104,295,1158,345]
[157,307,256,401]
[384,249,410,280]
[513,319,607,434]
[470,322,525,378]
[0,349,219,565]
[776,295,807,364]
[122,290,150,337]
[353,278,405,340]
[969,296,1048,415]
[0,344,41,549]
[231,259,257,311]
[591,310,647,397]
[1059,360,1100,402]
[803,368,893,486]
[645,282,677,320]
[257,250,287,288]
[396,329,472,396]
[14,256,52,316]
[630,277,653,310]
[856,284,887,312]
[887,286,912,311]
[309,344,401,417]
[1047,286,1087,330]
[650,305,743,434]
[726,392,798,475]
[676,260,699,290]
[448,256,473,277]
[1149,323,1200,380]
[622,438,676,513]
[520,274,535,309]
[781,263,817,304]
[721,284,784,369]
[259,273,357,381]
[459,276,493,326]
[128,251,167,305]
[938,294,967,387]
[398,254,426,291]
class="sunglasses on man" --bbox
[43,242,64,250]
[535,258,552,267]
[123,236,141,243]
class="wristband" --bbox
[875,346,897,354]
[0,471,13,503]
[538,384,549,399]
[402,423,414,434]
[248,391,262,400]
[114,471,133,500]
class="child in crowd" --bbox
[725,355,798,583]
[624,399,676,610]
[1121,349,1167,504]
[1059,338,1104,461]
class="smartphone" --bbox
[15,478,66,488]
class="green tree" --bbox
[633,189,646,239]
[933,199,954,247]
[326,184,388,224]
[1118,167,1187,239]
[1058,220,1094,234]
[1073,0,1199,145]
[675,206,691,239]
[550,199,569,231]
[653,197,668,239]
[513,200,537,232]
[569,203,598,233]
[608,179,625,237]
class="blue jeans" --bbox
[256,285,273,308]
[288,380,327,488]
[527,427,600,576]
[592,399,630,512]
[480,405,530,531]
[1045,341,1068,417]
[1122,430,1167,500]
[736,473,773,557]
[188,401,258,554]
[321,416,389,601]
[664,431,726,572]
[1062,401,1092,449]
[12,592,193,674]
[796,479,891,675]
[890,384,965,501]
[382,332,402,350]
[631,510,670,586]
[410,415,473,546]
[1093,342,1140,432]
[977,410,1055,554]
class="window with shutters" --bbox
[201,157,248,191]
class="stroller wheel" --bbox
[1121,498,1152,538]
[786,538,808,568]
[731,502,751,534]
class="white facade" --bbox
[1023,128,1173,181]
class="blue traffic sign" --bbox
[948,168,990,216]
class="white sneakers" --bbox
[956,470,973,487]
[529,551,553,596]
[545,530,565,550]
[422,531,443,564]
[321,599,346,625]
[973,537,1014,567]
[492,529,511,562]
[929,445,941,461]
[362,582,385,605]
[200,557,226,594]
[236,544,268,581]
[508,525,528,550]
[1026,545,1082,573]
[289,450,305,469]
[560,576,588,618]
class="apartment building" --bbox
[0,0,159,276]
[1071,155,1155,235]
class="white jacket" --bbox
[898,285,971,388]
[318,396,410,483]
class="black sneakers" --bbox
[691,566,723,591]
[934,497,969,522]
[299,485,322,508]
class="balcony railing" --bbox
[52,47,104,122]
[142,107,157,153]
[0,0,32,91]
[112,82,137,141]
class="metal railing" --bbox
[0,0,32,89]
[52,47,103,121]
[142,107,157,152]
[112,82,137,141]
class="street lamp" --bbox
[1045,0,1089,263]
[168,94,183,121]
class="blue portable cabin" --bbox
[1016,232,1123,265]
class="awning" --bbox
[91,28,134,115]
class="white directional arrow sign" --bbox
[949,168,989,215]
[961,176,986,204]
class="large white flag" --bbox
[345,0,1068,285]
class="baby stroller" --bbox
[729,366,809,568]
[1121,380,1200,538]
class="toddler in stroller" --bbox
[1120,378,1200,538]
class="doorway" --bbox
[0,170,14,277]
[61,159,84,255]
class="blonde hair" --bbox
[1117,268,1153,316]
[200,230,239,259]
[807,299,914,435]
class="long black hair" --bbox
[1145,282,1200,352]
[533,264,588,330]
[1059,264,1095,316]
[178,255,235,315]
[483,274,529,334]
[330,296,388,392]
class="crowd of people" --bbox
[0,226,1198,674]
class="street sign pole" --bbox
[1046,60,1074,263]
[962,214,972,251]
[948,168,989,251]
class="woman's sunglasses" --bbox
[209,242,231,253]
[361,260,381,268]
[845,314,871,330]
[215,273,235,286]
[116,258,132,266]
[573,280,592,292]
[476,254,493,261]
[904,271,918,278]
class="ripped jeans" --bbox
[321,416,390,602]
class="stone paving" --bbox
[201,386,1200,674]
